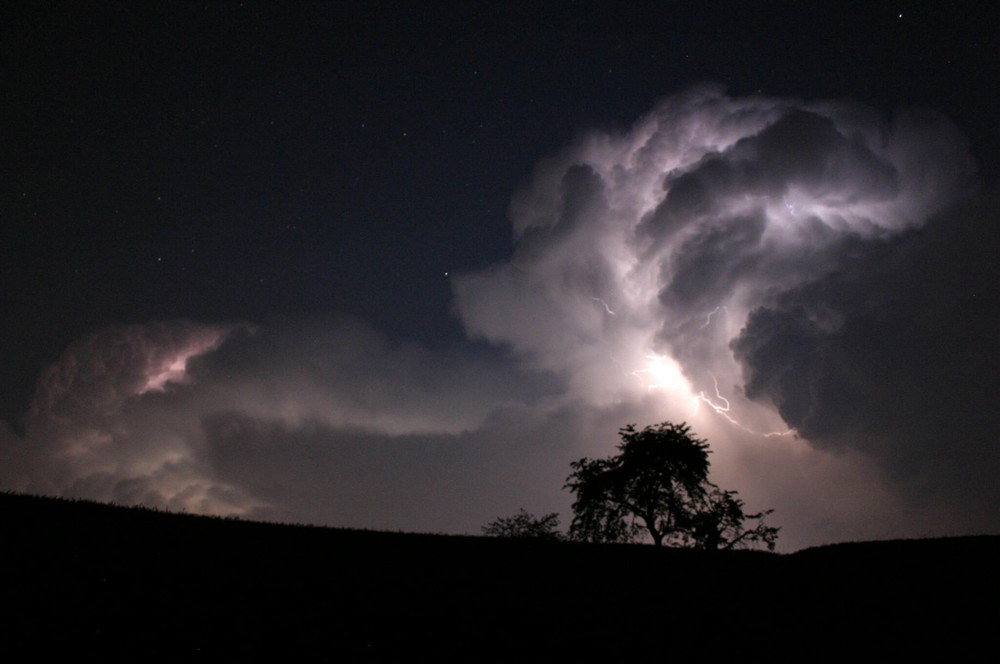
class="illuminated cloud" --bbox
[0,315,566,530]
[454,85,995,532]
[1,87,995,548]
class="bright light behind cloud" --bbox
[140,333,229,394]
[454,84,975,440]
[452,86,995,543]
[1,86,994,549]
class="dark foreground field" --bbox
[1,492,995,659]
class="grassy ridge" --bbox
[1,492,995,658]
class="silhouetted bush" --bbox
[482,508,562,539]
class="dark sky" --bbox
[2,1,997,549]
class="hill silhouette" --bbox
[1,492,994,658]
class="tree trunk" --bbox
[642,513,663,546]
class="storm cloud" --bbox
[454,85,996,534]
[2,87,996,548]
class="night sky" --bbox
[2,1,997,550]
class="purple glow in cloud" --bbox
[1,87,995,549]
[455,85,976,431]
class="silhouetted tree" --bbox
[482,509,562,540]
[564,422,778,550]
[687,487,780,551]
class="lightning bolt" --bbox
[629,353,684,392]
[695,374,794,438]
[783,196,797,217]
[630,354,794,438]
[699,305,727,329]
[591,297,617,316]
[698,374,731,412]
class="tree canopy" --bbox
[564,422,778,550]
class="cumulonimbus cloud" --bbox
[454,84,995,523]
[1,86,995,548]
